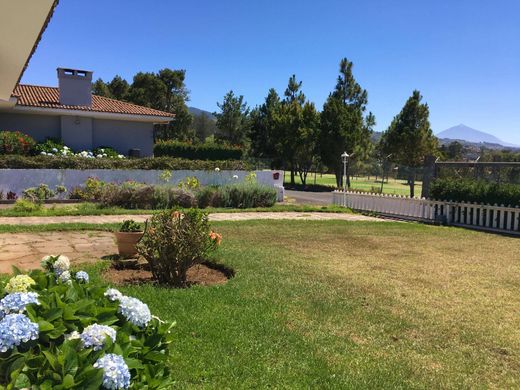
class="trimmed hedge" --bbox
[154,141,243,160]
[0,155,251,170]
[429,178,520,206]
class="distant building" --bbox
[0,1,174,156]
[0,69,174,156]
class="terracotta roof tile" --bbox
[13,84,175,119]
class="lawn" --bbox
[0,203,350,218]
[286,172,422,196]
[68,220,520,388]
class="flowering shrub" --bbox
[0,131,36,155]
[22,183,56,203]
[137,209,221,287]
[36,139,125,159]
[0,258,174,388]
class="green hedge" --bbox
[154,141,243,160]
[0,155,251,170]
[429,178,520,206]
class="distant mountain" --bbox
[188,107,215,120]
[436,124,518,147]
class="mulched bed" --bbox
[103,260,233,287]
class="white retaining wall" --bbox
[333,190,520,234]
[0,169,285,202]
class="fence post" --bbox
[421,155,437,199]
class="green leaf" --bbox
[45,307,64,322]
[62,374,75,389]
[13,372,30,388]
[43,351,57,371]
[38,320,54,332]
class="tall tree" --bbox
[320,58,375,187]
[379,90,438,197]
[293,102,320,185]
[214,90,250,146]
[92,78,111,97]
[193,112,217,142]
[249,88,281,159]
[127,72,167,109]
[108,76,129,101]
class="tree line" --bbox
[92,58,439,197]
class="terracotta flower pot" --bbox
[114,231,143,258]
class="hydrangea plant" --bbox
[0,262,175,389]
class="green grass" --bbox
[64,220,520,388]
[0,203,351,218]
[287,173,422,196]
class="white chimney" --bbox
[57,68,93,106]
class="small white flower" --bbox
[118,154,124,159]
[58,270,71,284]
[232,174,239,179]
[65,331,80,341]
[40,151,47,155]
[52,148,58,153]
[215,167,220,172]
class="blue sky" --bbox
[22,0,520,143]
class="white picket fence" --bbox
[333,191,520,234]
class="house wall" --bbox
[0,112,155,156]
[92,119,154,156]
[0,112,60,141]
[61,116,93,151]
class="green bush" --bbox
[0,131,36,155]
[154,141,243,160]
[429,178,520,206]
[12,198,43,212]
[137,209,221,287]
[22,184,56,203]
[196,183,278,208]
[0,260,174,388]
[0,155,251,170]
[120,220,142,232]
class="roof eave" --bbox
[8,105,175,123]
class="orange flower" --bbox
[209,231,222,246]
[171,211,183,219]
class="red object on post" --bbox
[272,172,280,180]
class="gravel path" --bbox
[0,212,383,225]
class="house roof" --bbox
[13,84,175,119]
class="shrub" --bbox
[98,182,196,209]
[0,131,36,155]
[13,199,43,212]
[196,183,277,208]
[0,260,174,388]
[154,141,243,160]
[34,138,71,157]
[429,178,520,206]
[137,209,221,286]
[0,155,251,170]
[22,184,56,203]
[92,146,123,159]
[120,220,142,232]
[69,177,105,201]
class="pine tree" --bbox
[92,78,111,97]
[214,91,250,146]
[379,90,438,197]
[320,58,374,187]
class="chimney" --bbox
[57,68,93,106]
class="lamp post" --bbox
[341,151,349,193]
[380,153,392,194]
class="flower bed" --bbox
[0,256,174,389]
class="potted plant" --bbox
[114,220,143,258]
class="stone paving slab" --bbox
[0,212,384,226]
[0,231,116,274]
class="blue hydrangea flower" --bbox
[0,313,39,352]
[75,271,89,283]
[80,324,116,351]
[0,292,39,315]
[118,296,151,328]
[104,288,123,302]
[57,270,72,284]
[93,354,131,389]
